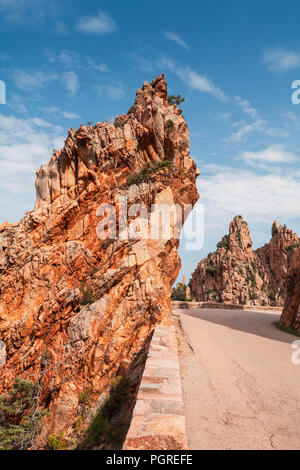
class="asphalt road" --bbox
[176,308,300,450]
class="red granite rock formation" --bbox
[190,216,299,306]
[279,245,300,332]
[0,74,199,446]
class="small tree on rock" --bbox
[167,94,185,107]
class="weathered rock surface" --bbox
[279,245,300,332]
[190,216,299,306]
[0,74,199,445]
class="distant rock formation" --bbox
[190,216,299,306]
[0,74,199,446]
[279,245,300,332]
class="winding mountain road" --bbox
[175,308,300,450]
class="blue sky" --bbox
[1,0,300,281]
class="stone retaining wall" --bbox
[123,324,187,450]
[171,300,282,312]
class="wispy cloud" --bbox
[0,0,67,33]
[87,57,110,73]
[42,106,80,120]
[77,10,117,35]
[239,145,298,167]
[12,65,80,96]
[280,109,299,123]
[160,56,227,101]
[164,31,190,50]
[12,69,58,91]
[198,163,300,227]
[96,84,125,100]
[61,70,79,95]
[234,96,257,119]
[263,48,300,73]
[58,49,80,70]
[225,119,267,143]
[217,112,231,121]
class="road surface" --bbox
[176,308,300,450]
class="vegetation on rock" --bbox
[0,377,46,450]
[167,94,185,107]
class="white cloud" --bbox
[160,56,227,101]
[183,69,227,101]
[280,110,299,123]
[0,0,67,33]
[61,71,79,95]
[225,119,267,143]
[96,84,125,100]
[60,111,79,119]
[263,48,300,73]
[0,113,65,221]
[198,163,300,228]
[58,49,80,70]
[218,112,231,121]
[164,31,190,50]
[87,57,109,73]
[42,106,80,119]
[77,10,116,35]
[234,96,257,119]
[13,67,80,96]
[239,145,298,166]
[12,69,58,91]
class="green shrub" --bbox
[285,243,299,253]
[269,291,276,302]
[217,236,229,249]
[206,266,216,276]
[171,283,187,301]
[250,291,258,300]
[272,225,279,236]
[48,432,76,450]
[206,289,221,302]
[48,432,69,450]
[0,377,45,450]
[273,321,300,337]
[127,160,173,186]
[167,94,185,107]
[80,282,96,305]
[79,388,94,406]
[247,274,256,287]
[114,117,125,128]
[251,262,257,273]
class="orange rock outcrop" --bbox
[0,74,199,443]
[190,216,299,306]
[279,245,300,332]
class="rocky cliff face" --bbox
[190,216,299,306]
[0,74,199,446]
[279,246,300,332]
